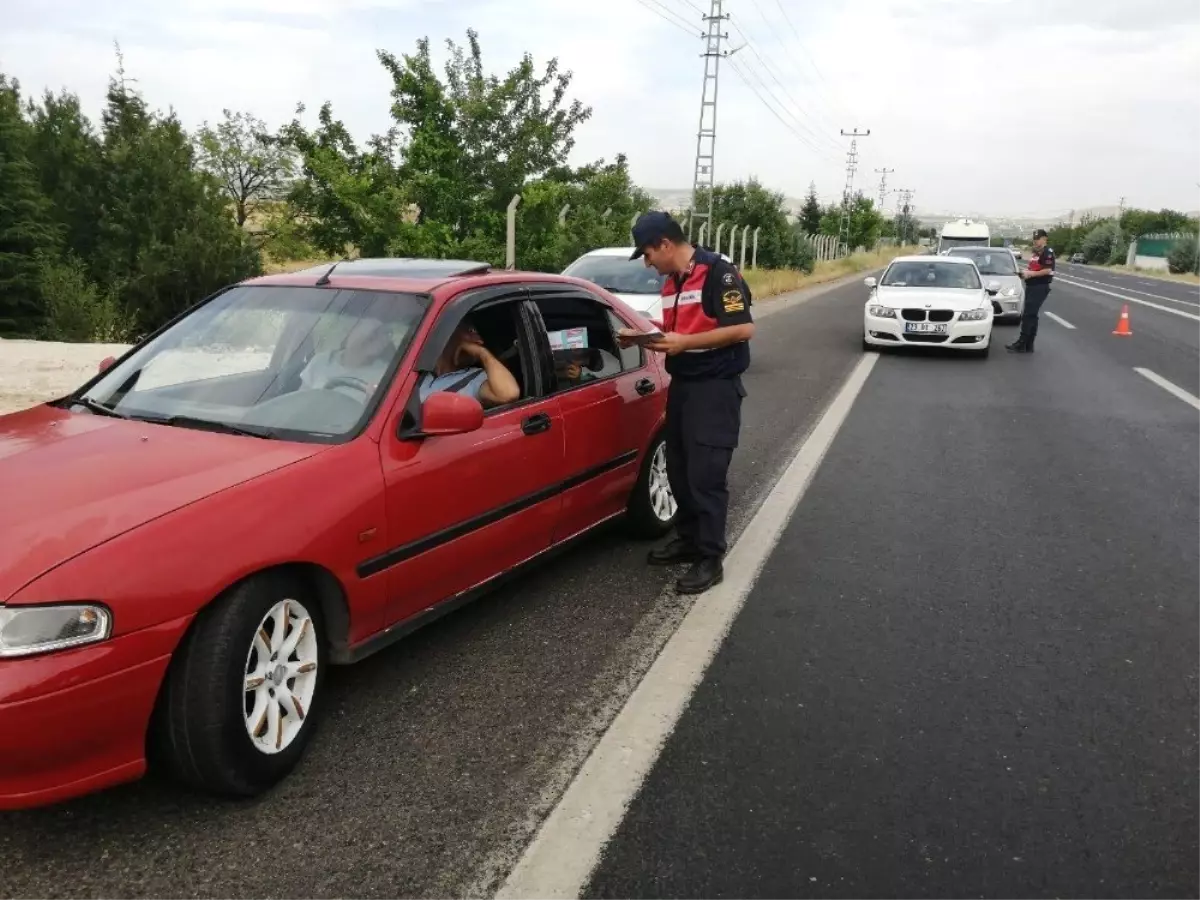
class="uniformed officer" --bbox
[620,211,755,594]
[1008,228,1056,353]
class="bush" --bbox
[1080,222,1120,264]
[37,252,136,343]
[1167,237,1199,275]
[793,235,816,274]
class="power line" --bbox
[765,0,850,118]
[634,0,701,36]
[725,15,841,152]
[725,57,838,162]
[736,0,845,130]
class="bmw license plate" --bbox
[904,322,947,334]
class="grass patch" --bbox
[744,246,921,300]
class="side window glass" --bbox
[607,309,644,372]
[533,294,627,394]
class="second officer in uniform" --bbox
[621,211,755,594]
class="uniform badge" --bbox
[722,289,745,313]
[721,271,736,286]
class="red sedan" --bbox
[0,259,677,810]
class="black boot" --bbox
[676,557,724,594]
[648,537,701,566]
[1006,338,1030,353]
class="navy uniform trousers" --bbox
[664,374,746,560]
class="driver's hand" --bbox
[456,339,487,364]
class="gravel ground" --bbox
[0,339,132,416]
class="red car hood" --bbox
[0,405,326,601]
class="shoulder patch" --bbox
[721,271,736,286]
[722,289,745,313]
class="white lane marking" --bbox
[1044,311,1076,329]
[495,354,880,900]
[1060,272,1200,307]
[1133,368,1200,411]
[1056,276,1200,322]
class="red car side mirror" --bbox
[98,356,116,373]
[419,391,484,436]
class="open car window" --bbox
[531,293,632,394]
[75,285,428,442]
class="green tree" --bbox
[694,179,803,268]
[1080,220,1121,263]
[196,109,295,228]
[90,67,260,330]
[0,76,60,336]
[817,192,885,251]
[799,182,822,235]
[25,89,104,267]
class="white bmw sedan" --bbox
[862,255,998,357]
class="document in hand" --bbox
[624,329,664,346]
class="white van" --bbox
[938,218,991,254]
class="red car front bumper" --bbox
[0,615,190,810]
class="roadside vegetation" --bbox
[2,35,909,344]
[745,246,921,300]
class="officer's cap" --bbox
[631,211,685,259]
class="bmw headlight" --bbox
[868,305,897,318]
[959,307,991,321]
[0,604,112,658]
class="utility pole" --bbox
[688,0,732,243]
[1117,196,1127,226]
[837,128,870,253]
[894,188,914,245]
[874,167,894,209]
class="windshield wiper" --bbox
[71,395,130,419]
[133,413,278,440]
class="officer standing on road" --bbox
[1008,228,1056,353]
[620,211,755,594]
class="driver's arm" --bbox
[475,348,520,408]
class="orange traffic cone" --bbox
[1112,304,1133,336]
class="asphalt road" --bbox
[0,273,875,899]
[587,278,1200,897]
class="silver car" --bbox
[946,247,1025,323]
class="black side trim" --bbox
[335,511,624,665]
[356,448,638,579]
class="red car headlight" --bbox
[0,604,113,658]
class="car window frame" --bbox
[398,284,550,440]
[523,284,648,399]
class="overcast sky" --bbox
[4,0,1198,217]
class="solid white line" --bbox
[1133,368,1200,412]
[1056,276,1200,322]
[495,353,880,900]
[1060,273,1199,307]
[1044,311,1076,329]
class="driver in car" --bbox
[299,317,395,397]
[417,318,520,409]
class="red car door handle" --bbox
[521,412,552,435]
[635,378,656,396]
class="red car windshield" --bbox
[77,285,428,441]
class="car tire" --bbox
[974,343,990,359]
[862,336,878,352]
[153,571,327,797]
[626,432,677,538]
